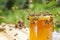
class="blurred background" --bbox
[0,0,60,32]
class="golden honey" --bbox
[30,17,37,40]
[30,14,54,40]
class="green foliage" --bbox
[0,18,4,24]
[54,26,59,32]
[45,1,57,9]
[0,0,60,29]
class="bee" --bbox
[55,13,58,17]
[52,6,56,10]
[15,20,26,29]
[13,39,16,40]
[27,14,32,20]
[14,33,18,36]
[0,28,6,32]
[45,20,49,24]
[57,12,60,16]
[49,16,53,22]
[46,1,50,4]
[9,29,12,31]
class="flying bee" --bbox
[46,1,50,4]
[54,13,59,17]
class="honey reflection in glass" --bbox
[30,16,37,40]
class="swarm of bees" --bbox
[15,20,27,29]
[27,12,54,24]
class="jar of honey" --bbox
[29,13,54,40]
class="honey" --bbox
[29,14,54,40]
[30,17,37,40]
[37,19,53,40]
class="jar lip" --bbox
[28,13,52,16]
[27,13,53,20]
[43,14,52,16]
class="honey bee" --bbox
[45,16,53,24]
[45,20,49,24]
[27,13,33,20]
[49,16,53,22]
[0,28,6,32]
[56,12,60,16]
[15,20,26,29]
[46,1,50,4]
[14,33,18,36]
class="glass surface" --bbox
[30,15,54,40]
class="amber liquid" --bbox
[30,16,53,40]
[30,19,37,40]
[37,18,53,40]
